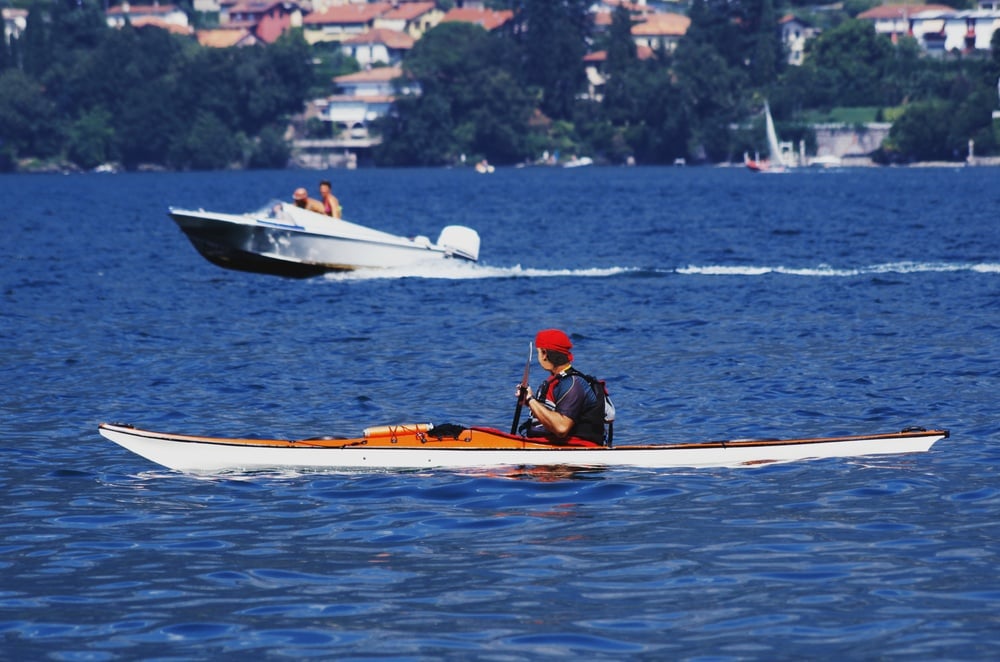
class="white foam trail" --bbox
[318,261,999,281]
[678,262,1000,277]
[322,262,636,281]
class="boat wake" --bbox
[321,260,1000,281]
[322,262,632,281]
[677,261,1000,277]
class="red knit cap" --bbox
[535,329,573,361]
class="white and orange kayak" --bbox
[98,422,948,474]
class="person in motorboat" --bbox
[292,187,325,214]
[318,179,342,218]
[517,329,607,445]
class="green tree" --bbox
[170,111,241,170]
[803,20,894,106]
[515,0,589,121]
[884,100,954,162]
[377,21,534,165]
[0,23,9,72]
[601,5,640,125]
[66,107,116,169]
[673,38,748,161]
[248,125,292,169]
[748,0,782,87]
[21,6,48,78]
[0,68,62,159]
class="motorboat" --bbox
[168,202,481,278]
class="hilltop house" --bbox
[374,1,442,40]
[440,6,514,31]
[854,3,1000,54]
[3,7,27,43]
[320,66,418,139]
[779,15,819,66]
[341,28,414,67]
[105,3,192,33]
[223,1,304,44]
[630,12,690,53]
[906,8,1000,53]
[302,2,391,45]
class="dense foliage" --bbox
[0,0,315,171]
[2,0,999,171]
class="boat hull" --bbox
[169,204,480,278]
[98,423,948,474]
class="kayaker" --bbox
[517,329,606,445]
[318,179,342,218]
[292,187,325,214]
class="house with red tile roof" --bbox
[440,7,513,32]
[317,65,418,139]
[224,0,304,44]
[341,27,415,67]
[857,3,1000,53]
[303,2,392,45]
[197,26,258,48]
[630,12,689,52]
[3,7,28,42]
[105,3,190,30]
[374,1,442,40]
[856,4,953,40]
[583,46,655,101]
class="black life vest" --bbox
[539,367,612,446]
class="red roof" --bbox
[255,11,290,44]
[130,17,193,35]
[631,12,690,37]
[334,66,403,85]
[857,4,953,20]
[343,27,414,49]
[382,1,436,22]
[441,7,513,31]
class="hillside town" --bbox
[3,0,1000,170]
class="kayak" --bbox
[98,422,947,474]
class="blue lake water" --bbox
[1,166,998,659]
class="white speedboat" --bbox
[169,202,481,278]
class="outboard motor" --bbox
[437,225,481,262]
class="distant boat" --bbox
[563,156,594,168]
[474,159,494,174]
[745,102,793,173]
[169,202,480,278]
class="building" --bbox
[440,7,514,32]
[323,66,418,138]
[630,12,689,53]
[908,9,1000,53]
[341,28,414,67]
[105,3,190,30]
[224,1,304,44]
[2,7,27,44]
[374,1,442,40]
[779,15,820,66]
[302,2,392,45]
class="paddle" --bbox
[510,341,533,434]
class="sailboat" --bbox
[744,102,794,172]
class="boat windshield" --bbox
[255,200,295,223]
